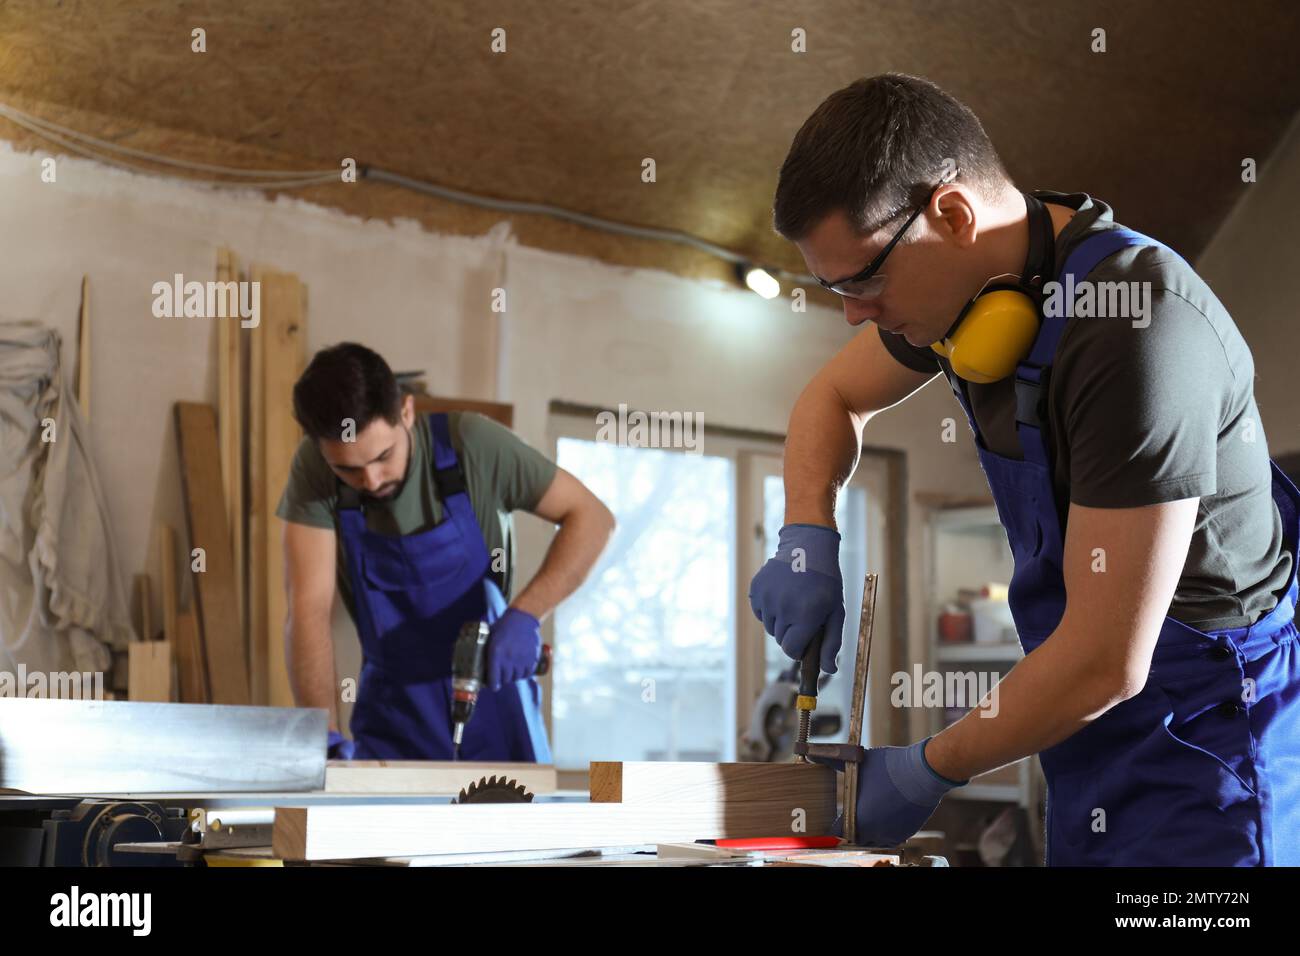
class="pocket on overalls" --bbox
[1150,683,1257,798]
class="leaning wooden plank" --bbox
[324,761,557,795]
[590,761,836,805]
[273,796,837,861]
[173,610,209,703]
[132,573,153,641]
[158,525,178,647]
[216,249,249,701]
[253,268,307,707]
[175,402,250,705]
[247,276,267,706]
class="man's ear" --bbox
[399,392,415,429]
[932,184,978,249]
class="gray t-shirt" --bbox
[880,190,1292,630]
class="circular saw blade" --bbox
[451,774,536,804]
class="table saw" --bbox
[0,697,945,867]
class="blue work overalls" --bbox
[946,228,1300,865]
[337,413,551,762]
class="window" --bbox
[546,410,891,771]
[553,438,735,764]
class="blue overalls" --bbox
[337,413,552,762]
[945,228,1300,865]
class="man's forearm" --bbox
[285,612,341,731]
[783,379,865,528]
[923,617,1134,782]
[511,505,614,621]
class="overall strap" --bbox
[427,413,476,522]
[1012,228,1176,468]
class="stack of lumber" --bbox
[129,249,307,706]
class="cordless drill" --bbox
[451,619,552,760]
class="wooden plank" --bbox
[128,642,172,702]
[411,395,513,429]
[173,610,209,703]
[251,267,306,708]
[175,401,250,705]
[248,273,267,706]
[132,573,153,641]
[324,761,557,795]
[216,249,249,702]
[273,794,837,861]
[158,525,178,647]
[75,274,90,421]
[590,761,835,806]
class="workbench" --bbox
[0,698,945,868]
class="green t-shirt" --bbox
[276,410,558,624]
[879,190,1293,631]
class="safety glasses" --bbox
[816,179,949,300]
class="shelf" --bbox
[949,783,1022,802]
[935,642,1024,662]
[947,759,1030,804]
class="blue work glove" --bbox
[812,738,967,845]
[747,523,844,674]
[488,608,542,691]
[326,729,355,761]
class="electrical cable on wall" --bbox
[0,101,811,292]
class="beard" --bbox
[363,480,401,501]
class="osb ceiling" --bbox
[1,0,1297,295]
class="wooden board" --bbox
[173,610,209,704]
[275,760,836,860]
[175,401,250,705]
[248,274,266,705]
[324,761,557,795]
[216,249,248,701]
[158,525,178,647]
[127,642,172,702]
[273,797,837,861]
[250,267,306,708]
[590,761,836,805]
[412,395,513,429]
[132,573,153,641]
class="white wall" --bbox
[1196,114,1300,456]
[0,141,987,743]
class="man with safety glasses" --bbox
[750,73,1300,866]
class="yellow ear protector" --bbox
[930,193,1055,384]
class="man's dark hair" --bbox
[292,342,403,441]
[773,73,1013,242]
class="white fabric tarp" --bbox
[0,321,131,684]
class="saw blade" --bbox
[451,774,536,804]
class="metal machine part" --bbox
[41,801,191,867]
[0,698,328,793]
[451,775,535,804]
[738,666,841,762]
